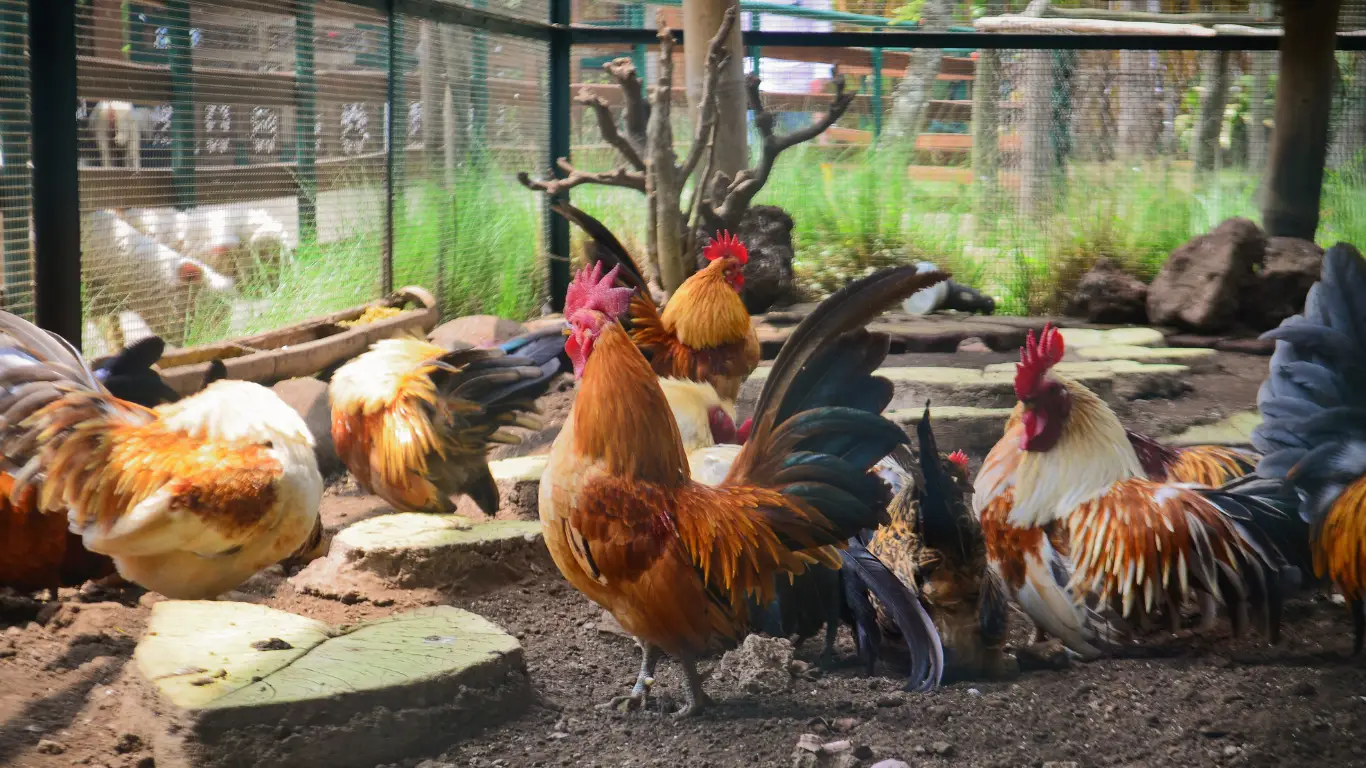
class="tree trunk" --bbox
[1247,2,1273,171]
[1263,0,1343,239]
[1195,50,1231,172]
[683,0,747,180]
[883,0,950,140]
[1114,2,1161,158]
[419,21,443,175]
[972,50,1003,188]
[1019,50,1054,218]
[1330,52,1366,169]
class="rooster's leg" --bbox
[819,620,838,671]
[602,642,662,712]
[674,657,714,718]
[1196,592,1219,632]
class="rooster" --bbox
[329,328,566,515]
[868,410,1014,682]
[0,337,229,599]
[0,313,322,600]
[1249,243,1366,652]
[973,323,1302,658]
[1125,430,1255,487]
[540,261,947,716]
[551,202,761,419]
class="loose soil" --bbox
[3,350,1360,768]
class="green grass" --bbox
[140,148,1366,353]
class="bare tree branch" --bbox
[575,89,646,171]
[604,57,649,151]
[679,6,737,182]
[648,14,688,295]
[709,73,857,228]
[517,158,646,197]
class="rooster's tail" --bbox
[842,531,944,691]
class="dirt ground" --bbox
[3,351,1361,768]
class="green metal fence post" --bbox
[383,0,401,296]
[548,0,570,311]
[1,4,31,317]
[166,0,195,209]
[871,47,883,140]
[28,0,80,344]
[296,0,317,242]
[747,11,761,78]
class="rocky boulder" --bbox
[1241,237,1323,331]
[1147,218,1265,332]
[697,205,795,315]
[272,377,341,478]
[1065,257,1149,324]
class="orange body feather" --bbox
[628,259,760,403]
[541,324,840,659]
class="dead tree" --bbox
[519,7,855,297]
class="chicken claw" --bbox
[673,658,713,718]
[600,642,661,713]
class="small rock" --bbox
[1290,681,1317,697]
[931,741,955,757]
[832,717,860,732]
[1042,763,1080,768]
[822,740,853,754]
[871,761,910,768]
[429,315,528,350]
[1066,257,1150,324]
[272,378,341,479]
[876,695,904,708]
[250,637,294,651]
[372,598,395,608]
[135,758,155,768]
[115,733,143,754]
[35,602,62,626]
[0,649,14,659]
[967,687,982,697]
[36,739,65,755]
[1223,745,1242,757]
[796,733,824,753]
[956,336,991,353]
[715,635,795,695]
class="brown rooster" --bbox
[0,337,226,599]
[540,261,946,716]
[0,313,322,600]
[869,412,1014,682]
[1125,430,1255,487]
[973,324,1303,657]
[328,329,565,515]
[550,202,761,413]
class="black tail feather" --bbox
[549,200,652,297]
[841,533,944,692]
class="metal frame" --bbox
[22,0,1366,343]
[29,0,82,347]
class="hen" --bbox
[329,328,565,515]
[0,336,227,599]
[1249,243,1366,651]
[974,323,1303,658]
[0,313,322,599]
[540,261,946,715]
[868,409,1014,682]
[551,201,761,412]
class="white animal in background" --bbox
[125,205,293,283]
[81,209,237,344]
[90,101,155,170]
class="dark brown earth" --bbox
[2,350,1357,768]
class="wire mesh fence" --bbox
[10,2,1366,355]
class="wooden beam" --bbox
[974,15,1217,36]
[1263,0,1342,239]
[1043,8,1270,25]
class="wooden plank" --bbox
[914,133,1021,153]
[78,150,402,209]
[822,126,872,144]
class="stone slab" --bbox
[455,455,548,521]
[131,602,528,768]
[1073,345,1219,372]
[886,405,1015,456]
[1163,411,1262,447]
[1059,327,1165,349]
[753,314,1049,358]
[293,515,546,600]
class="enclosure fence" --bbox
[11,2,1366,355]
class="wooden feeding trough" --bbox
[152,286,439,397]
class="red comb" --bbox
[703,231,748,265]
[565,262,634,323]
[178,261,204,284]
[1014,322,1064,399]
[947,450,968,469]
